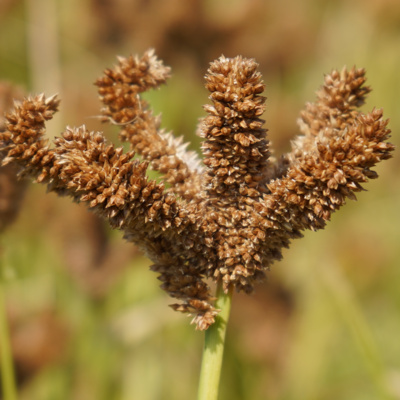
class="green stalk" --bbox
[197,282,233,400]
[320,262,394,399]
[0,283,17,400]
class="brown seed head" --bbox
[0,52,394,329]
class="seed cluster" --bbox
[0,50,394,329]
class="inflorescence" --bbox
[0,50,394,329]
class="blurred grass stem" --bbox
[25,0,61,94]
[320,262,395,399]
[197,283,233,400]
[25,0,63,135]
[0,281,17,400]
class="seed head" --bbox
[0,51,394,329]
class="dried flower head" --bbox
[0,50,394,329]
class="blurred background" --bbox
[0,0,399,399]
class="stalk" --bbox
[320,261,394,399]
[197,282,233,400]
[0,282,17,400]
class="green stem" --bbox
[320,262,394,399]
[0,283,17,400]
[197,282,233,400]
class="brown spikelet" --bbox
[0,51,394,329]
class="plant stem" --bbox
[0,283,17,400]
[197,282,233,400]
[320,261,394,399]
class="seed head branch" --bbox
[200,56,270,207]
[0,82,28,233]
[95,49,203,201]
[265,68,393,231]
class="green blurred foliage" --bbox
[0,0,399,399]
